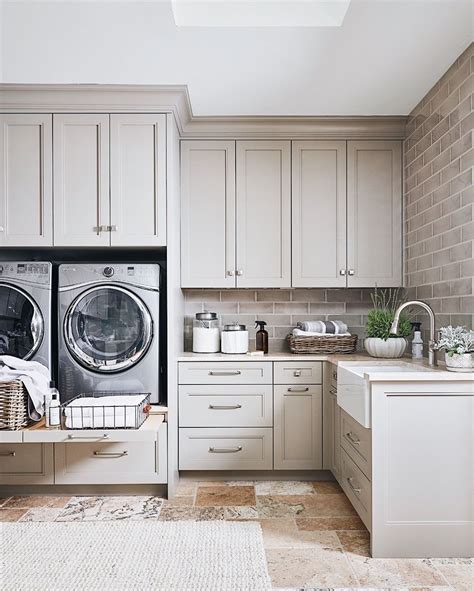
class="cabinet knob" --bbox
[348,269,355,276]
[226,270,235,277]
[0,226,4,233]
[236,270,243,276]
[339,269,346,276]
[109,225,118,232]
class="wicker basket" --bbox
[288,334,358,355]
[0,380,30,430]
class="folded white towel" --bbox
[0,355,51,421]
[292,328,351,337]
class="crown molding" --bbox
[0,84,407,139]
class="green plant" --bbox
[432,325,474,356]
[366,287,412,341]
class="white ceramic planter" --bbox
[444,352,473,372]
[364,337,407,359]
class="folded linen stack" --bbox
[292,320,351,337]
[64,394,146,429]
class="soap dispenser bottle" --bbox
[411,322,424,359]
[255,320,269,354]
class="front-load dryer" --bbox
[58,263,160,403]
[0,262,52,369]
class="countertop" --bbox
[177,352,474,381]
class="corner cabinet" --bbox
[0,114,53,246]
[53,113,167,247]
[181,140,291,288]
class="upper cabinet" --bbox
[0,114,53,246]
[181,141,236,288]
[236,141,291,288]
[292,141,347,287]
[347,141,402,287]
[110,114,166,247]
[53,113,167,247]
[53,115,110,247]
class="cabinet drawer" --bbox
[274,362,322,384]
[55,424,167,485]
[340,409,372,480]
[179,362,272,385]
[340,448,372,531]
[179,385,273,427]
[0,443,54,484]
[179,427,273,470]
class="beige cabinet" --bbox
[274,384,323,470]
[236,141,291,288]
[347,140,402,287]
[181,141,236,288]
[0,443,54,484]
[54,113,167,247]
[110,114,166,246]
[0,114,53,246]
[53,114,110,246]
[292,141,347,287]
[330,393,342,479]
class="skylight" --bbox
[171,0,352,27]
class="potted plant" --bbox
[365,288,412,358]
[432,325,474,372]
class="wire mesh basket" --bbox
[61,392,151,430]
[0,379,30,430]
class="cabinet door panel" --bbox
[347,141,402,287]
[274,384,322,470]
[292,141,346,287]
[181,141,236,288]
[236,141,291,288]
[53,114,110,246]
[0,114,52,246]
[110,114,166,246]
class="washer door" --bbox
[64,285,153,373]
[0,284,44,360]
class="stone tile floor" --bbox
[0,480,472,590]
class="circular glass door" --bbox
[0,284,44,359]
[64,286,153,373]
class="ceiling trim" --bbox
[0,84,407,138]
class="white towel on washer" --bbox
[0,355,51,421]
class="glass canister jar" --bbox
[192,312,220,353]
[221,323,249,354]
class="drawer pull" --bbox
[208,446,242,453]
[345,432,360,446]
[93,451,128,457]
[332,370,338,380]
[347,477,361,495]
[329,386,337,395]
[208,370,242,376]
[68,434,110,440]
[208,404,242,410]
[293,369,302,377]
[0,451,15,457]
[287,387,309,392]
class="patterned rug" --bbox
[1,520,271,590]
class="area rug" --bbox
[1,520,272,590]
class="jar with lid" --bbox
[193,312,220,353]
[221,323,249,354]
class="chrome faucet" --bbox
[390,300,437,366]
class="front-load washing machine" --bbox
[0,262,52,369]
[58,264,160,403]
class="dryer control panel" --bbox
[0,262,52,285]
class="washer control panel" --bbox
[0,262,51,284]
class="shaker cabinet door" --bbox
[110,114,166,246]
[181,141,236,288]
[292,141,347,287]
[347,140,402,287]
[53,114,110,246]
[236,141,291,288]
[0,114,53,246]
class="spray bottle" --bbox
[255,320,269,354]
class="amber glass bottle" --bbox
[255,320,269,354]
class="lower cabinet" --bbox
[179,427,273,470]
[329,393,342,479]
[274,385,322,470]
[0,443,54,485]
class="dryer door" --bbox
[64,285,153,373]
[0,284,44,360]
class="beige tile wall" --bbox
[404,43,473,340]
[183,289,376,352]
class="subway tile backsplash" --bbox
[183,288,376,352]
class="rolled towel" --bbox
[296,320,348,334]
[292,328,351,337]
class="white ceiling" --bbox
[1,0,472,116]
